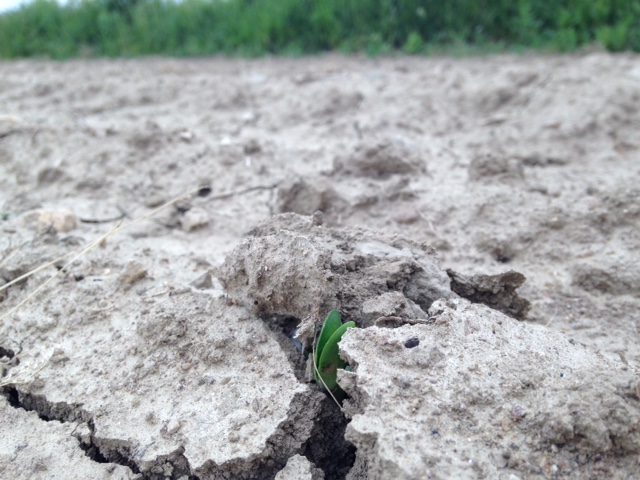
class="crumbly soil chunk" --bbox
[216,213,454,332]
[340,298,640,480]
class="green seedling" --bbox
[314,308,342,375]
[313,309,355,402]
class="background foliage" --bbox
[1,0,639,58]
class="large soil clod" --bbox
[216,213,455,340]
[339,298,640,480]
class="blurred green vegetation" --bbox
[1,0,639,58]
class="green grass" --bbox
[1,0,639,59]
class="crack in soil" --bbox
[302,398,357,480]
[3,383,355,480]
[2,314,357,480]
[262,314,309,382]
[261,314,357,479]
[2,386,143,475]
[78,419,143,476]
[0,346,16,359]
[3,385,200,479]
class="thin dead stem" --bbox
[0,183,281,324]
[0,183,282,391]
[0,248,70,291]
[0,187,201,323]
[0,222,122,323]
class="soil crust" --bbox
[1,52,640,479]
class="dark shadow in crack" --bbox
[260,314,308,382]
[2,387,142,476]
[259,314,357,479]
[0,346,15,359]
[4,385,20,408]
[447,268,531,320]
[303,396,356,480]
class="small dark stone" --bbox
[37,167,67,185]
[191,272,213,290]
[432,429,439,435]
[510,404,526,421]
[312,210,324,226]
[404,337,420,348]
[198,186,212,197]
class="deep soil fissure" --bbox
[262,314,357,479]
[2,315,357,479]
[2,386,143,475]
[3,385,200,479]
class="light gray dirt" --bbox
[274,454,324,480]
[3,276,322,478]
[340,298,640,480]
[0,396,137,479]
[1,52,640,479]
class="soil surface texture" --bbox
[1,52,640,480]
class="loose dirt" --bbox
[1,52,639,479]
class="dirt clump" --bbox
[340,298,640,480]
[333,139,427,179]
[446,268,531,319]
[468,153,524,182]
[216,213,455,335]
[275,178,346,217]
[275,454,324,480]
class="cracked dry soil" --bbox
[1,52,640,479]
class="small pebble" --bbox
[166,419,181,434]
[404,337,420,348]
[312,210,324,226]
[392,202,420,224]
[510,404,526,421]
[118,260,148,286]
[182,207,209,232]
[21,209,77,233]
[191,272,213,289]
